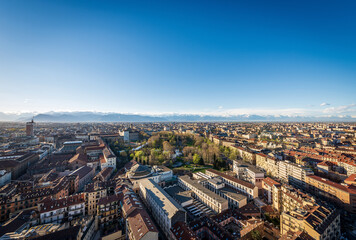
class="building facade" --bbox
[138,178,186,238]
[178,175,229,213]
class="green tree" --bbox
[193,154,201,165]
[135,150,144,160]
[229,150,237,160]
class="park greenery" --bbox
[109,131,237,171]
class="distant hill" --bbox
[33,112,166,122]
[0,111,354,122]
[0,112,34,122]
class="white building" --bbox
[178,175,229,213]
[278,161,313,189]
[138,178,186,238]
[206,169,258,199]
[233,160,264,189]
[101,147,117,169]
[120,129,140,142]
[152,165,173,183]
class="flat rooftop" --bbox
[220,187,247,202]
[234,160,263,174]
[179,175,227,204]
[139,178,185,219]
[165,185,193,205]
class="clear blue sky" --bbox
[0,0,355,116]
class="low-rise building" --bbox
[178,175,229,213]
[152,165,173,183]
[201,177,247,209]
[233,159,264,189]
[206,169,258,199]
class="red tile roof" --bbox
[344,174,356,184]
[39,193,85,213]
[171,221,197,240]
[263,177,280,187]
[127,208,158,240]
[307,175,356,194]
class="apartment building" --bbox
[69,139,117,170]
[205,169,258,199]
[70,166,95,191]
[338,160,356,176]
[178,175,229,213]
[303,206,340,240]
[281,205,340,240]
[97,194,120,227]
[278,161,313,189]
[256,153,279,178]
[344,174,356,186]
[233,146,256,164]
[117,185,158,240]
[170,221,198,240]
[275,185,340,240]
[38,193,86,224]
[101,147,117,169]
[273,185,316,213]
[84,182,108,215]
[0,176,71,222]
[305,175,356,213]
[138,178,186,238]
[232,159,264,189]
[262,177,281,204]
[93,167,114,182]
[127,208,159,240]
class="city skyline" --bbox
[0,0,355,117]
[1,1,356,239]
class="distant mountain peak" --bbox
[0,111,354,122]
